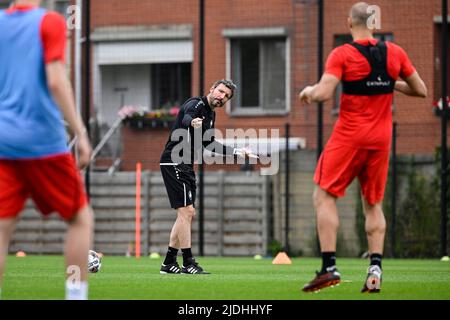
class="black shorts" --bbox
[160,163,196,209]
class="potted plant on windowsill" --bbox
[433,97,450,117]
[119,105,180,130]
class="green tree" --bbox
[395,158,440,258]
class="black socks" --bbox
[163,246,179,265]
[163,247,195,266]
[320,252,336,274]
[181,248,193,266]
[317,252,382,276]
[370,253,382,269]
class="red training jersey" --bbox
[325,38,415,151]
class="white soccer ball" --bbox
[88,250,102,273]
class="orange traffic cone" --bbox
[272,251,292,264]
[16,251,26,258]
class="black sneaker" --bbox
[302,266,341,292]
[361,265,382,293]
[160,261,181,274]
[181,258,210,274]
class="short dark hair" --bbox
[212,79,237,99]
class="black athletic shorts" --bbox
[160,163,196,209]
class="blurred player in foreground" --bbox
[0,0,94,300]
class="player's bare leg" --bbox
[160,205,195,274]
[362,199,386,255]
[167,205,209,274]
[303,187,341,292]
[172,205,195,249]
[361,198,385,293]
[314,187,339,252]
[0,217,17,298]
[64,205,94,300]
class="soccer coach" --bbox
[159,79,252,275]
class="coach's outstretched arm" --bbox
[299,74,341,104]
[394,71,427,98]
[203,136,236,156]
[46,61,92,169]
[180,98,252,158]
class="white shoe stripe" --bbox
[183,183,187,207]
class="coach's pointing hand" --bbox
[191,117,204,129]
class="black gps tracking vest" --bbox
[342,41,395,96]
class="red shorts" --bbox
[314,144,390,205]
[0,153,88,220]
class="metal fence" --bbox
[9,171,271,257]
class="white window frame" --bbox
[223,27,291,117]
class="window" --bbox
[332,33,394,116]
[151,63,191,109]
[0,0,69,11]
[434,23,450,103]
[100,62,191,122]
[96,62,191,158]
[40,0,70,14]
[0,1,11,9]
[229,37,288,115]
[54,0,70,16]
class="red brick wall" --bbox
[89,0,450,171]
[121,126,169,171]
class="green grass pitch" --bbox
[2,255,450,300]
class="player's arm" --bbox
[395,72,427,98]
[42,11,91,169]
[394,45,427,98]
[299,73,341,104]
[46,62,92,168]
[300,47,343,104]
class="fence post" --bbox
[440,0,448,258]
[135,163,141,258]
[217,170,225,256]
[390,122,397,257]
[285,123,290,254]
[262,175,270,256]
[143,171,150,256]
